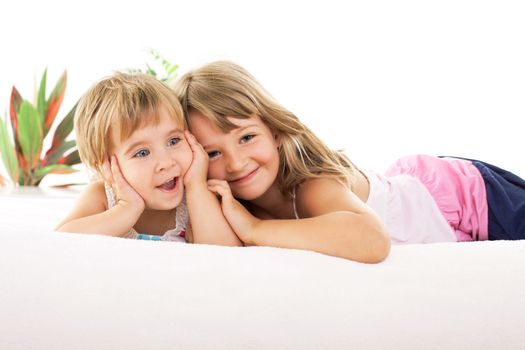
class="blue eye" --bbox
[207,150,221,159]
[240,134,254,143]
[134,149,150,158]
[168,137,181,146]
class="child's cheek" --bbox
[118,162,139,186]
[179,146,194,176]
[208,162,225,180]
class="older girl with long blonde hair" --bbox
[175,61,525,263]
[173,61,390,262]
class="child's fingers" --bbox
[185,131,199,148]
[208,184,229,201]
[207,179,233,200]
[185,131,206,155]
[108,156,145,208]
[110,156,127,188]
[207,179,230,188]
[185,130,197,144]
[101,158,114,186]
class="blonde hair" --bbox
[172,61,357,195]
[75,72,185,173]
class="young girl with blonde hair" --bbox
[56,72,241,246]
[173,61,390,262]
[173,61,525,262]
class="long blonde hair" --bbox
[172,61,356,195]
[75,72,185,173]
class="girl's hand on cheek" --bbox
[102,156,145,213]
[183,131,209,188]
[207,179,259,245]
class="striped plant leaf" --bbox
[37,69,48,127]
[9,87,22,150]
[17,101,43,170]
[43,102,77,162]
[42,140,76,167]
[34,164,76,181]
[58,149,81,166]
[43,70,67,136]
[0,116,20,183]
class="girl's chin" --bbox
[147,191,184,210]
[233,189,265,201]
[147,202,181,211]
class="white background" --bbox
[1,0,524,186]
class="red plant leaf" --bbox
[9,87,22,142]
[43,102,76,159]
[44,71,67,133]
[58,149,81,166]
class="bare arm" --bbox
[55,181,143,236]
[183,131,242,246]
[208,178,390,263]
[55,158,145,236]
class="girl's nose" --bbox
[155,151,177,172]
[225,152,247,173]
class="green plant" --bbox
[129,49,179,84]
[0,69,80,186]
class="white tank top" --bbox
[291,172,457,244]
[363,170,457,244]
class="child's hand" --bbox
[183,131,209,188]
[207,179,259,245]
[101,156,145,213]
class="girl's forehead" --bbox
[110,112,184,147]
[227,115,271,132]
[147,111,185,128]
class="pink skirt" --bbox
[385,155,488,241]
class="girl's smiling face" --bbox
[188,110,280,201]
[111,107,192,210]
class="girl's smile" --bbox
[229,167,259,185]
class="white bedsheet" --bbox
[1,190,524,350]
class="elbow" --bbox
[365,230,391,263]
[335,212,391,263]
[360,213,391,264]
[351,215,391,263]
[337,226,391,263]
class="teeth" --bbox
[158,177,177,190]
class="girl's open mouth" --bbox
[158,177,177,192]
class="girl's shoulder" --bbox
[296,176,350,200]
[298,169,369,201]
[295,174,370,217]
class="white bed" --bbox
[1,189,524,350]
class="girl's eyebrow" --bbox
[235,124,259,132]
[122,128,184,154]
[122,139,147,155]
[201,124,259,149]
[164,127,184,138]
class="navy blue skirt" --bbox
[444,157,525,240]
[469,160,525,240]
